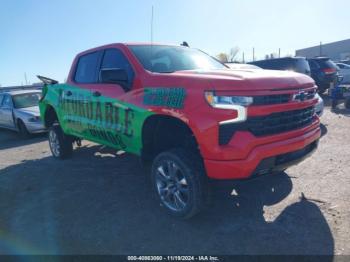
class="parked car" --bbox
[308,57,339,94]
[315,93,324,116]
[225,63,261,70]
[339,60,350,66]
[248,57,311,76]
[39,43,320,218]
[336,63,350,84]
[0,90,46,137]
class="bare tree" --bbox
[229,47,240,62]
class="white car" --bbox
[315,93,324,117]
[225,63,262,70]
[336,63,350,84]
[0,90,46,137]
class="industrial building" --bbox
[296,39,350,61]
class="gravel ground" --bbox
[0,98,349,256]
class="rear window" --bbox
[74,51,102,83]
[317,59,337,69]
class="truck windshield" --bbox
[128,45,226,73]
[13,93,41,109]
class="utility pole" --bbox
[278,48,281,58]
[151,5,154,44]
[320,42,322,56]
[242,52,245,63]
[24,73,28,85]
[252,47,255,61]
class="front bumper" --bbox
[204,125,320,179]
[24,121,47,133]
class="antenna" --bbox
[151,5,154,44]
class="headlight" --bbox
[204,91,253,108]
[27,116,40,122]
[204,91,253,124]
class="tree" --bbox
[216,53,229,63]
[229,47,240,62]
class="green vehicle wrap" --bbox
[39,84,154,155]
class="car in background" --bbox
[308,57,339,94]
[315,93,324,117]
[0,90,46,137]
[339,60,350,66]
[336,63,350,84]
[225,63,262,70]
[248,57,311,76]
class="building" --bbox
[296,39,350,61]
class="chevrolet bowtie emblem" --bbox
[293,91,307,101]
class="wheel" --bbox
[48,123,73,159]
[345,98,350,109]
[151,148,208,219]
[17,119,30,138]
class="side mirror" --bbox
[100,68,128,87]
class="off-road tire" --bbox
[48,123,73,159]
[151,148,208,219]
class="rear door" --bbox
[62,50,103,138]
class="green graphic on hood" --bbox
[144,87,186,109]
[39,84,154,155]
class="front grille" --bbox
[218,106,315,145]
[253,94,291,105]
[252,89,316,106]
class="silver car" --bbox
[0,90,46,137]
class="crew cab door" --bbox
[61,50,104,138]
[87,48,135,150]
[0,94,15,128]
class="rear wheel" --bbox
[48,123,73,159]
[18,120,30,138]
[151,148,208,219]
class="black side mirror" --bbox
[100,68,129,89]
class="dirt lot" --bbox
[0,97,349,256]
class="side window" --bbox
[0,95,4,107]
[337,64,344,69]
[100,49,135,87]
[74,51,102,83]
[2,95,13,107]
[309,60,318,70]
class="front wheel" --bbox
[48,123,73,159]
[18,120,30,138]
[151,149,208,219]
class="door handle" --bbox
[93,91,101,97]
[66,90,72,96]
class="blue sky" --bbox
[1,0,350,86]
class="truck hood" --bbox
[15,106,40,116]
[172,69,315,91]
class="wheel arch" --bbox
[43,104,59,128]
[141,114,201,162]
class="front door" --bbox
[0,95,15,129]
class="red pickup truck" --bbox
[39,43,320,218]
